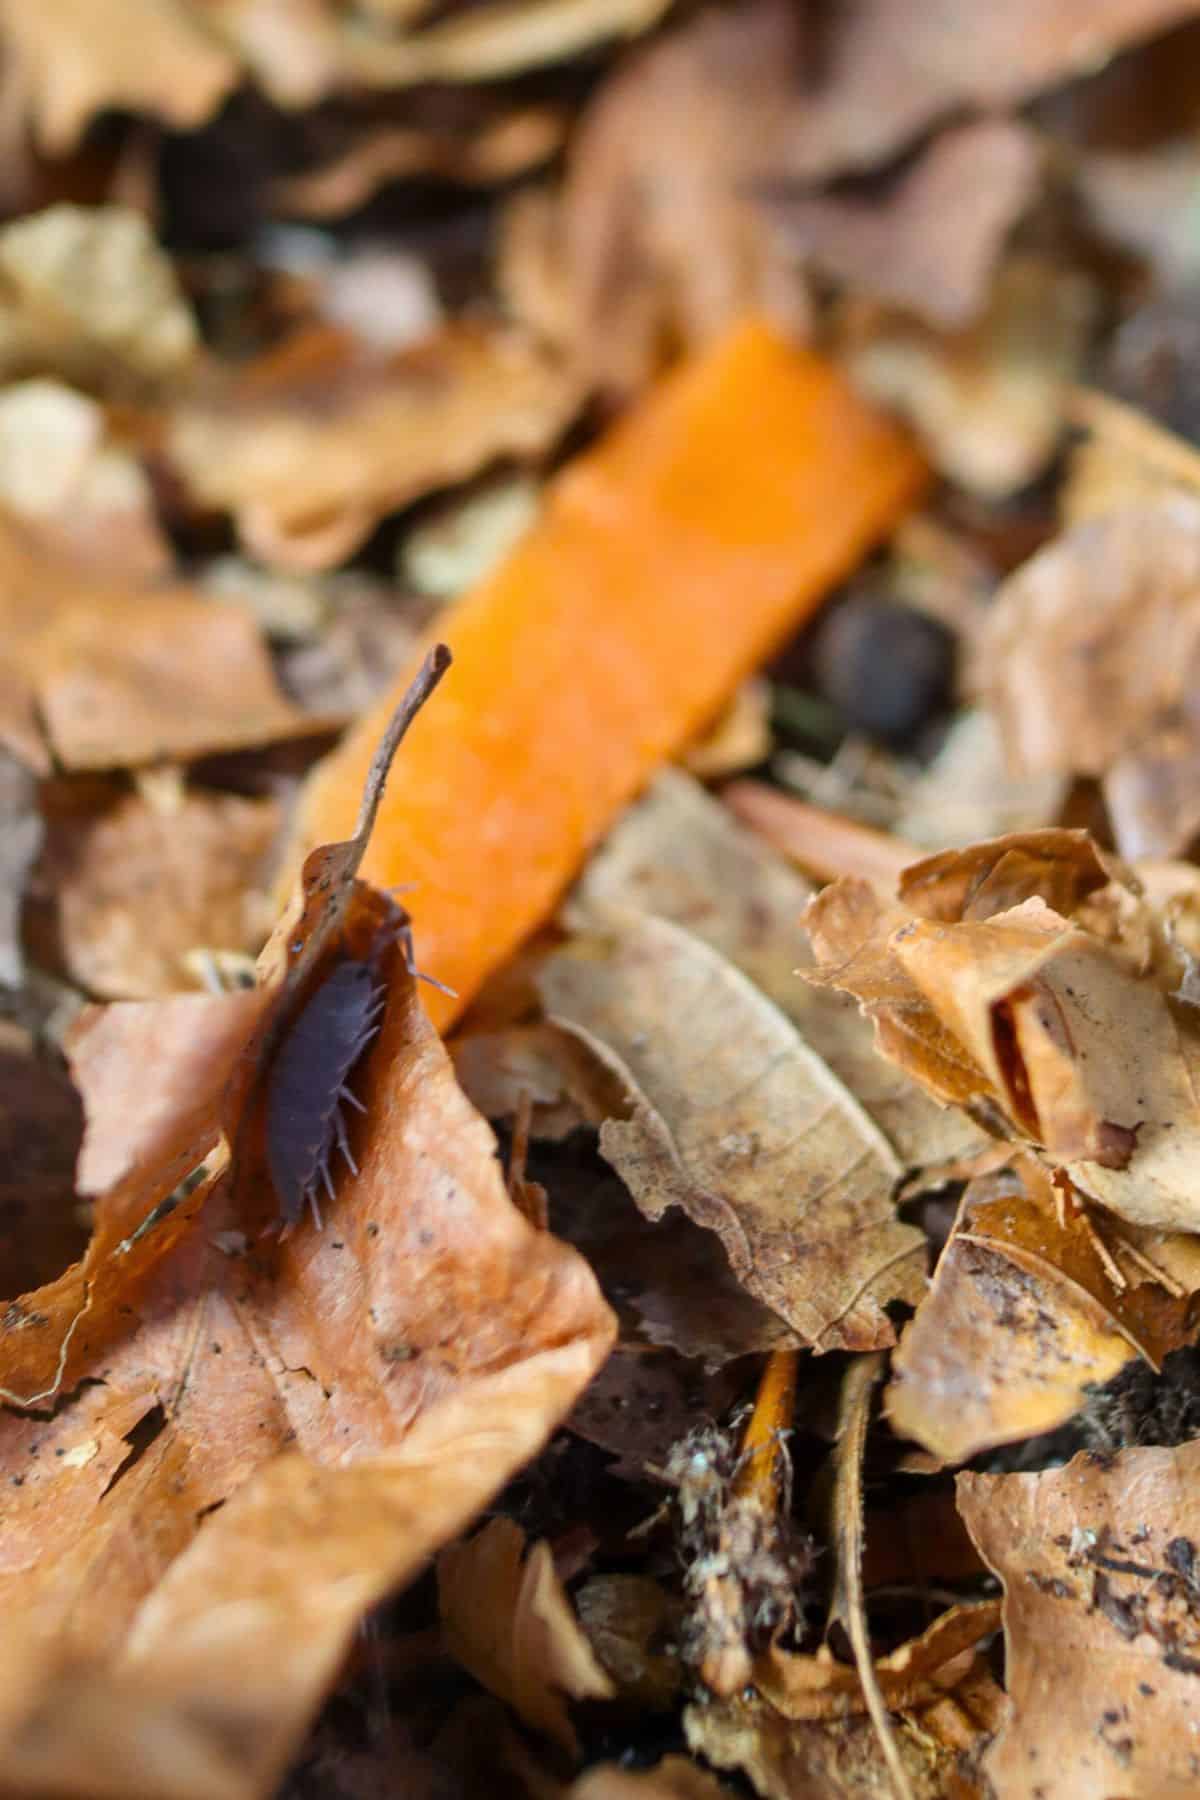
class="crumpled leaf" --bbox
[807,830,1200,1233]
[886,1162,1199,1463]
[958,1442,1200,1799]
[559,0,811,394]
[0,654,615,1796]
[0,513,313,774]
[843,255,1093,498]
[772,118,1041,330]
[439,1517,615,1755]
[777,0,1200,181]
[685,1660,1004,1800]
[539,905,925,1352]
[978,492,1200,858]
[755,1601,1001,1723]
[579,771,981,1166]
[34,782,280,999]
[0,204,198,393]
[169,321,580,571]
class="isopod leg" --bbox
[340,1083,367,1113]
[333,1102,359,1175]
[306,1183,324,1232]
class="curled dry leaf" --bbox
[755,1601,1001,1724]
[0,514,312,775]
[842,255,1093,498]
[685,1661,1004,1800]
[0,653,615,1796]
[169,322,580,571]
[438,1516,614,1755]
[0,204,198,393]
[561,0,811,393]
[978,493,1200,858]
[885,1163,1199,1463]
[35,784,280,1000]
[807,829,1200,1235]
[538,905,925,1352]
[772,118,1042,331]
[579,771,981,1166]
[958,1442,1200,1799]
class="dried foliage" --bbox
[10,1,1200,1793]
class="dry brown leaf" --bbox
[345,0,676,87]
[0,0,238,152]
[755,1601,1001,1723]
[273,107,568,219]
[685,1667,1000,1800]
[560,0,811,393]
[0,513,313,775]
[0,204,198,393]
[978,493,1200,857]
[807,834,1200,1234]
[885,1163,1198,1463]
[169,322,580,571]
[566,1347,750,1480]
[538,906,925,1352]
[0,379,170,576]
[843,255,1093,498]
[579,772,981,1166]
[773,119,1041,330]
[958,1442,1200,1798]
[0,657,615,1796]
[1061,387,1200,528]
[777,0,1200,181]
[895,710,1069,852]
[439,1517,614,1756]
[36,783,279,1000]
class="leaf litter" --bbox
[15,3,1200,1794]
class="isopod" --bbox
[265,953,385,1231]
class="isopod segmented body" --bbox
[265,954,385,1230]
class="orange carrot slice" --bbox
[290,319,927,1029]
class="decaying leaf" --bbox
[0,515,313,774]
[560,0,810,393]
[806,830,1200,1235]
[438,1516,615,1755]
[886,1163,1198,1463]
[34,783,280,999]
[578,771,981,1166]
[978,492,1200,858]
[0,652,615,1796]
[842,256,1093,498]
[574,1573,684,1709]
[539,906,925,1352]
[169,322,580,570]
[772,119,1042,330]
[958,1442,1200,1799]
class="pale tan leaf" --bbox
[539,907,924,1352]
[958,1442,1200,1799]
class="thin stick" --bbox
[829,1351,917,1800]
